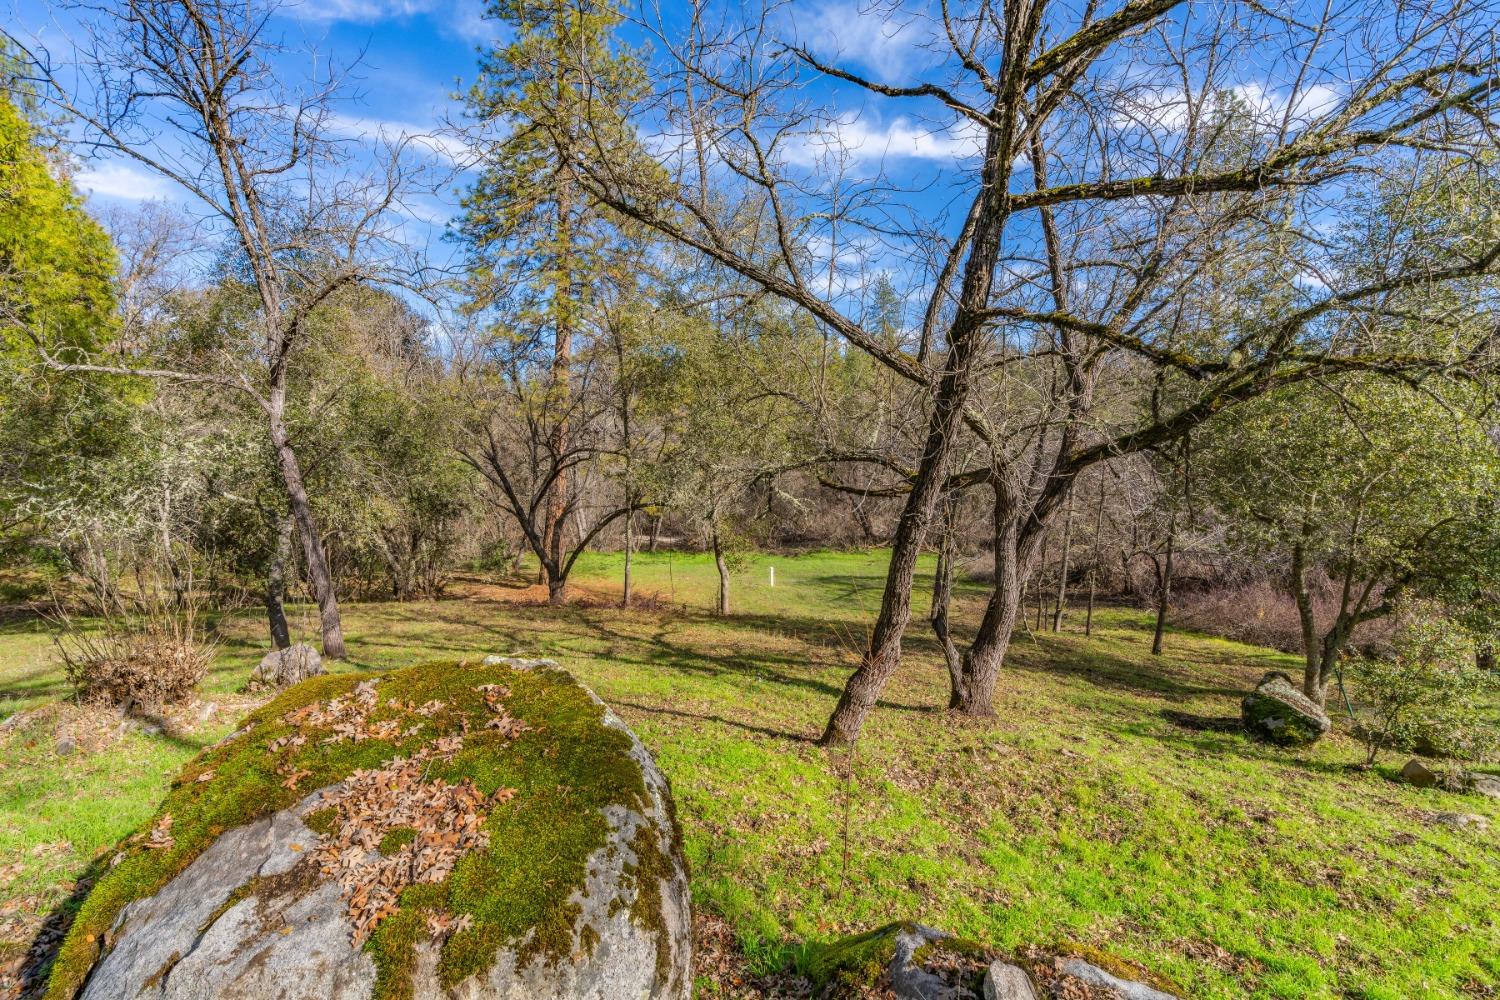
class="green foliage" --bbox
[1349,608,1500,764]
[0,89,129,542]
[1199,376,1500,645]
[461,0,646,326]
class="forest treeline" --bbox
[3,1,1500,747]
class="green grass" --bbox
[3,548,1499,999]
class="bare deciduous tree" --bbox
[524,0,1500,743]
[9,0,431,656]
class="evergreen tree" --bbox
[460,0,645,596]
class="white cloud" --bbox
[796,1,934,84]
[1113,81,1344,134]
[75,162,177,202]
[285,0,500,42]
[327,113,473,166]
[783,112,983,167]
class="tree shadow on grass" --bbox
[610,699,819,744]
[8,855,105,1000]
[1118,713,1357,779]
[1001,635,1250,702]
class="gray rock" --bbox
[1057,958,1179,1000]
[76,677,690,1000]
[1468,773,1500,799]
[248,643,323,691]
[1401,758,1439,788]
[983,961,1038,1000]
[884,925,968,1000]
[1429,812,1489,831]
[55,736,77,757]
[1241,671,1331,746]
[481,654,557,670]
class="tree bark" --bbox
[1289,540,1321,703]
[1085,478,1104,638]
[269,413,346,659]
[951,502,1033,716]
[818,107,1016,747]
[817,362,973,745]
[623,509,634,609]
[1151,512,1175,656]
[264,512,294,650]
[711,525,729,615]
[931,496,965,707]
[1052,493,1074,632]
[648,514,661,553]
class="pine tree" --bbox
[461,0,645,599]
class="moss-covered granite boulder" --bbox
[1241,670,1331,747]
[47,657,690,1000]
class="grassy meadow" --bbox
[2,549,1498,999]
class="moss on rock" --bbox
[800,922,909,993]
[47,659,676,1000]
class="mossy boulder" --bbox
[1241,671,1330,747]
[49,656,690,1000]
[802,922,994,998]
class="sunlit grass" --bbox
[2,549,1498,998]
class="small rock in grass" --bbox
[1058,957,1180,999]
[55,736,77,756]
[1401,758,1439,788]
[1429,812,1489,831]
[197,701,218,724]
[983,960,1038,1000]
[1465,773,1500,799]
[481,654,557,670]
[248,643,323,691]
[1240,671,1330,747]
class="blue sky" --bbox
[6,0,985,228]
[4,0,1421,321]
[9,0,496,222]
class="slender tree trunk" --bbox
[1085,478,1104,637]
[1151,513,1175,656]
[1052,494,1074,632]
[623,509,634,609]
[264,513,294,650]
[931,496,965,707]
[1034,536,1048,632]
[711,525,729,616]
[648,514,661,552]
[952,505,1033,716]
[818,115,1013,747]
[269,410,345,659]
[1289,541,1321,703]
[817,359,974,745]
[1479,642,1497,672]
[544,168,575,598]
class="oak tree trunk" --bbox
[264,512,294,650]
[712,526,730,616]
[270,415,346,659]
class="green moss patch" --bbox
[378,827,418,856]
[46,660,662,1000]
[800,922,908,992]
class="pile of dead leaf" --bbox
[266,679,525,945]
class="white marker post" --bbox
[769,565,776,588]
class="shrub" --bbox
[55,608,215,711]
[1347,609,1500,766]
[1173,573,1396,657]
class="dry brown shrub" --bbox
[54,607,216,711]
[1173,574,1394,656]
